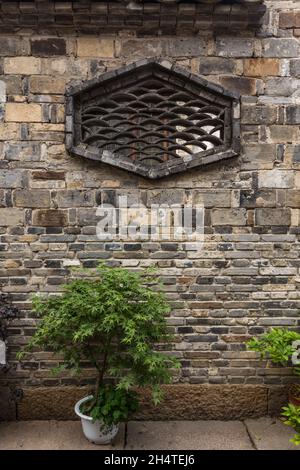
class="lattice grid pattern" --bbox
[80,78,227,167]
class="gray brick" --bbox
[262,38,300,58]
[211,209,247,226]
[56,190,94,208]
[216,37,254,57]
[0,170,24,188]
[198,58,236,75]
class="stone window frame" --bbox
[65,58,241,179]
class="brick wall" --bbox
[0,0,300,419]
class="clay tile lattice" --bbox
[66,59,241,179]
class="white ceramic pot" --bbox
[75,395,119,445]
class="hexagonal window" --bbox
[66,59,240,179]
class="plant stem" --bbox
[97,349,109,391]
[84,341,111,414]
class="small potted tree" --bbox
[248,328,300,445]
[18,264,180,444]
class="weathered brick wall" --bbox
[1,0,300,419]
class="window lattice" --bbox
[66,60,240,179]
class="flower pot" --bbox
[74,395,119,445]
[288,384,300,407]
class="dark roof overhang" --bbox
[0,1,267,34]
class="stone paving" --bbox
[0,418,298,450]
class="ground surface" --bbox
[0,418,299,450]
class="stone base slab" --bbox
[134,384,268,420]
[6,384,288,421]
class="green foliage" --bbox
[248,327,300,446]
[282,404,300,446]
[247,328,300,374]
[81,385,138,430]
[18,263,180,421]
